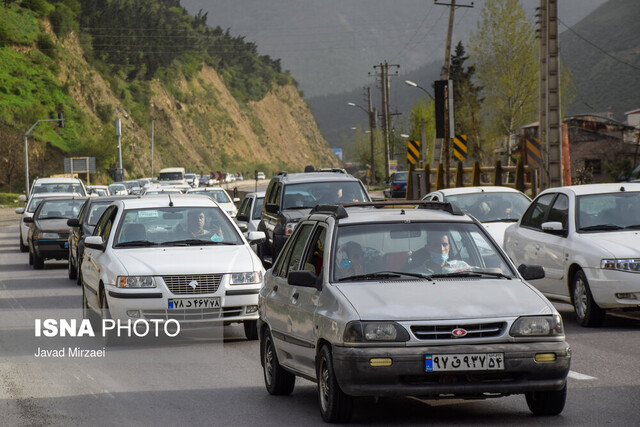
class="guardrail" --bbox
[406,160,538,200]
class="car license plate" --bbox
[64,242,68,248]
[168,297,220,309]
[425,353,504,372]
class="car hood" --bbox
[481,222,516,248]
[114,245,259,276]
[578,231,640,257]
[335,279,552,320]
[282,208,311,221]
[35,219,72,233]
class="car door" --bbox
[288,224,327,375]
[536,193,570,297]
[82,206,117,309]
[264,221,315,374]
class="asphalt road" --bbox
[1,214,639,426]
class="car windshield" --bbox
[109,184,126,191]
[252,197,264,220]
[188,190,231,203]
[87,203,110,226]
[36,199,85,219]
[32,183,85,196]
[27,197,46,213]
[444,192,531,222]
[113,206,242,247]
[577,191,640,231]
[332,221,515,282]
[159,172,183,181]
[394,172,408,181]
[282,181,368,209]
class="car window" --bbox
[77,200,89,224]
[332,222,514,281]
[547,194,569,229]
[93,206,117,238]
[282,223,315,276]
[87,203,110,226]
[35,199,85,219]
[193,190,231,203]
[282,181,368,208]
[445,192,531,222]
[238,198,250,217]
[520,193,556,230]
[302,226,327,276]
[252,197,264,220]
[577,191,640,230]
[27,197,45,213]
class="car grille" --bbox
[142,306,243,321]
[161,274,223,295]
[411,322,506,341]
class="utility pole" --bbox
[151,118,155,177]
[372,61,399,179]
[537,0,562,188]
[115,117,123,182]
[366,87,376,184]
[434,0,473,187]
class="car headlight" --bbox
[510,314,564,337]
[230,271,262,285]
[601,258,640,273]
[41,232,60,239]
[117,276,156,288]
[343,321,410,342]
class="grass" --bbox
[0,192,25,208]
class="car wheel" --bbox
[19,235,28,253]
[525,383,567,416]
[262,329,295,395]
[68,249,77,280]
[100,286,119,346]
[317,344,353,423]
[572,270,605,327]
[28,242,34,265]
[243,320,258,341]
[33,250,44,270]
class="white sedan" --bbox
[422,186,531,248]
[504,183,640,327]
[187,187,240,218]
[80,195,266,342]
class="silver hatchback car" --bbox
[258,201,570,423]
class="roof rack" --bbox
[313,168,347,174]
[337,200,464,215]
[277,171,288,176]
[309,204,348,219]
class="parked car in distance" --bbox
[67,195,133,283]
[259,201,570,422]
[80,195,266,343]
[108,183,128,196]
[158,167,186,186]
[235,191,265,250]
[257,171,266,180]
[123,180,142,195]
[422,186,532,248]
[26,196,86,269]
[504,183,640,327]
[383,171,409,199]
[16,192,78,252]
[187,187,239,218]
[29,177,86,197]
[199,174,211,186]
[185,173,199,188]
[87,185,110,197]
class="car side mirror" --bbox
[265,203,279,214]
[84,235,106,251]
[18,195,27,202]
[23,216,34,223]
[541,221,567,236]
[248,231,266,244]
[233,197,240,203]
[518,264,545,281]
[236,214,249,222]
[236,222,248,233]
[67,218,80,227]
[15,207,25,214]
[287,270,322,291]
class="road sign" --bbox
[452,134,468,161]
[526,137,542,168]
[64,157,96,174]
[407,140,421,165]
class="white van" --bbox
[158,167,186,186]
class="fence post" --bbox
[424,163,431,194]
[406,163,414,200]
[436,163,445,190]
[515,160,525,192]
[472,161,481,186]
[493,160,503,186]
[455,161,464,187]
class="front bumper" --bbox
[586,267,640,309]
[34,239,68,259]
[331,341,570,397]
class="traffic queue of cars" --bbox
[14,171,640,422]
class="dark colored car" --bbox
[384,171,409,199]
[67,195,133,284]
[25,196,86,269]
[258,168,371,266]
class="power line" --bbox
[558,18,640,73]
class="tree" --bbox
[449,41,484,162]
[406,100,436,166]
[468,0,538,160]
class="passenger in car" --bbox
[188,210,209,237]
[336,241,366,278]
[408,231,471,274]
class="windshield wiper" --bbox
[338,270,433,282]
[579,224,623,231]
[624,224,640,229]
[115,240,158,247]
[162,239,236,246]
[430,271,511,279]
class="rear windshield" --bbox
[32,183,85,196]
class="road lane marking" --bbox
[569,370,597,380]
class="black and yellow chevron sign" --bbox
[453,134,468,161]
[526,137,542,168]
[407,140,421,165]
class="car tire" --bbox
[100,286,119,346]
[82,279,100,331]
[243,320,258,341]
[28,244,34,265]
[525,383,567,416]
[33,250,44,270]
[317,344,353,423]
[571,270,605,327]
[262,329,295,395]
[76,259,82,286]
[19,235,28,253]
[68,249,77,280]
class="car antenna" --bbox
[168,193,174,207]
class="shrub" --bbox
[36,34,56,59]
[49,3,78,38]
[21,0,54,17]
